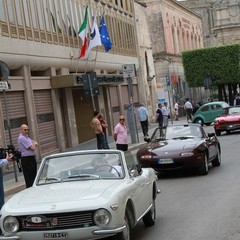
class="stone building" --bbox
[134,1,157,120]
[0,0,150,159]
[138,0,204,110]
[179,0,240,47]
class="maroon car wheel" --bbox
[198,154,209,175]
[212,147,221,167]
[215,130,221,136]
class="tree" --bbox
[182,44,240,104]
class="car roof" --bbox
[197,101,229,109]
[202,101,228,106]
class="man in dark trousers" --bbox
[17,124,38,188]
[136,103,149,137]
[156,103,163,127]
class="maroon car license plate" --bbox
[158,159,174,164]
[44,232,68,239]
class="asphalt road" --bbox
[130,126,240,240]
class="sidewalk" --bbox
[3,117,187,197]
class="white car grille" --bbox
[18,211,95,231]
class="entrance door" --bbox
[72,88,98,143]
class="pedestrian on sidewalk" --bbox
[0,152,13,208]
[162,102,170,126]
[17,124,38,188]
[90,111,104,149]
[156,103,163,127]
[174,101,182,121]
[114,115,128,151]
[136,103,149,137]
[184,98,193,122]
[98,113,110,149]
[0,152,13,234]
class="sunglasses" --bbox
[120,119,125,121]
[24,129,29,131]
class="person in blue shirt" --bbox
[137,103,149,137]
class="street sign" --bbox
[166,75,170,87]
[0,81,9,90]
[82,72,99,96]
[123,64,136,78]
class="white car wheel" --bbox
[113,214,130,240]
[143,200,156,226]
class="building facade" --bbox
[0,0,147,160]
[134,1,157,120]
[138,0,204,110]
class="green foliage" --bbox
[182,44,240,87]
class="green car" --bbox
[192,101,229,126]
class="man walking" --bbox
[184,98,193,122]
[136,103,149,137]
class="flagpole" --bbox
[84,58,89,74]
[92,47,99,72]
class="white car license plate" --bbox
[44,232,68,239]
[158,159,174,164]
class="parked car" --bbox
[136,124,221,175]
[192,101,229,126]
[0,150,159,240]
[214,106,240,136]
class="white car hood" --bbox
[3,180,121,213]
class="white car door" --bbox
[129,172,153,220]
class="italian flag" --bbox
[78,6,88,59]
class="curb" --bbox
[5,184,25,197]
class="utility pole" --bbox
[123,64,139,144]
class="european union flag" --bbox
[99,16,112,52]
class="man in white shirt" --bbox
[174,101,181,121]
[162,102,170,126]
[184,98,193,122]
[136,104,149,136]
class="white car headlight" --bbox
[93,209,111,226]
[3,216,19,233]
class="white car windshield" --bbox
[37,152,125,185]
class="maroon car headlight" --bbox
[179,152,194,157]
[140,155,154,159]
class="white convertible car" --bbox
[0,150,159,240]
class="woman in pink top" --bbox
[114,115,128,151]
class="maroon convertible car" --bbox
[136,124,221,175]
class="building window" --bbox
[145,52,149,77]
